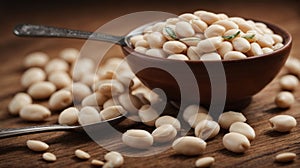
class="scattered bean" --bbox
[75,149,91,160]
[8,93,32,115]
[279,75,299,91]
[275,91,295,108]
[28,81,56,99]
[104,151,124,167]
[42,152,57,162]
[194,120,220,140]
[155,115,181,131]
[122,129,153,149]
[78,106,101,125]
[45,58,69,74]
[49,90,72,110]
[195,157,215,168]
[20,104,51,121]
[269,115,297,132]
[218,111,247,129]
[188,112,213,128]
[58,107,79,125]
[24,52,49,68]
[229,122,255,140]
[223,132,250,153]
[21,68,46,88]
[275,152,296,162]
[100,105,126,121]
[26,140,49,152]
[72,82,92,103]
[172,136,207,156]
[91,159,104,166]
[152,124,177,143]
[48,71,72,89]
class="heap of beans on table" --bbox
[130,10,284,61]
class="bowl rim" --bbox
[123,19,292,63]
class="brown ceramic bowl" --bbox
[122,21,292,110]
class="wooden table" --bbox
[0,0,299,167]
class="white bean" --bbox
[146,32,166,48]
[167,54,189,60]
[21,68,46,88]
[48,71,72,89]
[229,122,256,140]
[28,81,56,99]
[197,37,223,53]
[152,124,177,143]
[118,93,143,114]
[45,58,69,74]
[224,51,247,60]
[214,20,238,30]
[135,39,149,48]
[262,47,274,54]
[20,104,51,121]
[138,104,160,126]
[24,52,49,68]
[42,152,57,162]
[269,115,297,132]
[279,75,299,91]
[8,93,32,115]
[59,48,79,64]
[200,52,222,61]
[275,91,294,108]
[183,104,208,122]
[75,149,91,160]
[78,106,101,125]
[178,13,199,22]
[223,132,250,153]
[204,24,225,38]
[175,21,195,38]
[130,35,144,46]
[58,107,79,125]
[134,46,148,54]
[194,11,219,25]
[163,41,187,54]
[100,105,126,120]
[49,90,72,110]
[218,111,247,129]
[172,136,207,156]
[82,92,108,107]
[217,41,233,58]
[232,37,251,53]
[190,19,208,33]
[194,120,220,140]
[104,151,124,167]
[122,129,153,149]
[195,157,215,168]
[275,152,296,162]
[187,46,201,60]
[155,115,181,131]
[145,48,167,58]
[72,82,92,103]
[26,140,49,152]
[248,42,263,56]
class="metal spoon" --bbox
[0,115,125,139]
[13,23,153,46]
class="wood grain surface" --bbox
[0,0,299,167]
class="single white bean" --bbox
[21,68,46,88]
[248,42,263,56]
[155,115,181,131]
[8,93,32,115]
[20,104,51,121]
[78,106,101,125]
[214,20,238,30]
[175,21,195,38]
[204,24,226,38]
[122,129,153,149]
[262,47,274,54]
[72,82,92,103]
[178,13,199,22]
[167,54,189,60]
[26,140,49,152]
[104,151,124,167]
[48,71,72,89]
[197,36,223,53]
[45,58,69,74]
[275,91,295,108]
[130,35,144,46]
[42,152,57,162]
[172,136,207,156]
[275,152,296,162]
[200,52,222,61]
[134,46,148,54]
[91,159,104,166]
[24,52,49,68]
[229,122,256,140]
[163,41,187,54]
[194,120,220,140]
[217,41,233,58]
[145,48,167,58]
[195,157,215,168]
[28,81,56,99]
[152,124,177,143]
[269,115,297,132]
[58,107,79,125]
[279,75,299,91]
[49,90,72,110]
[138,105,160,126]
[75,149,91,160]
[232,37,251,53]
[146,32,166,48]
[190,19,208,33]
[194,11,219,25]
[59,48,79,64]
[218,111,247,129]
[135,39,149,48]
[223,132,250,153]
[224,51,247,60]
[187,46,201,60]
[82,92,108,107]
[100,105,126,120]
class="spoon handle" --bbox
[14,24,126,45]
[0,125,79,139]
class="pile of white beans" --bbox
[7,48,298,166]
[130,10,284,61]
